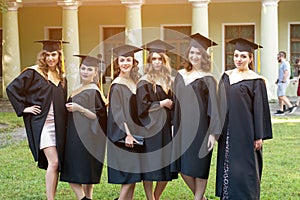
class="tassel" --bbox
[111,48,114,80]
[257,45,261,74]
[60,40,65,74]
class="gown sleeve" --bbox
[107,84,127,142]
[6,70,34,116]
[94,90,107,136]
[206,76,222,136]
[253,79,273,140]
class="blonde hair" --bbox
[145,52,172,93]
[36,50,66,88]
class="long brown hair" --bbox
[113,57,140,83]
[145,52,172,93]
[36,49,66,88]
[248,52,254,70]
[184,46,211,72]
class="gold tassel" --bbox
[100,71,104,93]
[111,48,114,80]
[257,45,261,74]
[60,40,65,74]
[143,45,147,66]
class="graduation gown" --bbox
[60,83,107,184]
[107,77,142,184]
[171,69,221,179]
[6,67,67,170]
[136,78,175,181]
[216,70,273,199]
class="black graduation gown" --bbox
[60,85,107,184]
[107,81,142,184]
[215,73,272,199]
[6,68,67,170]
[136,79,175,181]
[171,71,221,179]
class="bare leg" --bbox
[296,96,300,106]
[43,146,59,200]
[143,181,154,200]
[180,173,195,194]
[194,178,207,200]
[119,183,136,200]
[83,184,94,199]
[279,96,293,109]
[154,181,168,200]
[69,183,85,200]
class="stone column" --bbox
[57,0,80,94]
[121,0,144,74]
[2,1,22,98]
[189,0,210,37]
[261,0,279,99]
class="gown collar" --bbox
[225,68,262,85]
[112,76,136,94]
[178,68,213,86]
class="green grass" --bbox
[0,115,300,199]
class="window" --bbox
[224,25,255,71]
[102,26,125,77]
[163,25,191,70]
[290,24,300,77]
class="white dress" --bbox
[40,102,56,149]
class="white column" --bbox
[58,0,80,94]
[261,0,279,99]
[121,0,144,74]
[189,0,210,37]
[2,1,22,98]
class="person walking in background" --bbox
[293,58,300,107]
[6,40,68,200]
[137,39,177,200]
[60,55,107,200]
[107,44,143,200]
[171,33,221,200]
[216,38,273,199]
[274,51,297,115]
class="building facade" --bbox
[1,0,300,98]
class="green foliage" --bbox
[0,116,299,199]
[0,0,7,13]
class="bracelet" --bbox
[80,108,86,115]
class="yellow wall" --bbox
[278,1,300,56]
[209,2,261,76]
[18,6,62,68]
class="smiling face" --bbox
[188,46,202,68]
[118,56,134,75]
[233,50,252,71]
[80,64,97,84]
[45,51,59,69]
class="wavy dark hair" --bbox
[36,49,66,88]
[113,57,140,83]
[184,46,211,72]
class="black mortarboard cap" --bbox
[141,39,175,53]
[186,33,217,50]
[113,44,143,57]
[74,54,105,67]
[35,40,68,52]
[228,38,263,53]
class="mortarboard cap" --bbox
[35,40,68,52]
[228,38,263,53]
[186,33,217,50]
[141,39,175,53]
[74,54,105,67]
[113,44,143,58]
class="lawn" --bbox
[0,113,299,199]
